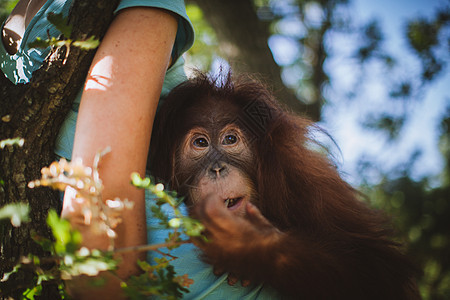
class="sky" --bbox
[318,0,449,185]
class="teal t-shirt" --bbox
[145,194,282,300]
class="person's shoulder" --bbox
[117,0,187,12]
[115,0,194,57]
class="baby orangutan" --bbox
[148,73,420,299]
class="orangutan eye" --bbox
[222,134,238,145]
[193,137,209,148]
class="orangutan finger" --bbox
[246,202,272,227]
[213,266,225,276]
[227,274,239,286]
[241,279,251,287]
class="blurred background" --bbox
[182,1,449,298]
[1,0,449,298]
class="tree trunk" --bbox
[0,0,119,298]
[190,0,321,120]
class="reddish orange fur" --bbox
[149,73,421,299]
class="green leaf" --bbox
[137,260,154,273]
[0,203,30,227]
[73,35,100,50]
[131,172,151,188]
[123,258,189,299]
[31,232,54,252]
[47,12,72,37]
[153,257,170,269]
[1,263,21,282]
[47,210,82,253]
[166,232,182,250]
[28,37,51,49]
[0,137,25,148]
[150,205,169,225]
[66,257,113,276]
[181,217,205,237]
[23,285,43,299]
[51,37,69,48]
[168,218,182,228]
[36,273,54,285]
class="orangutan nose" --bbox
[209,163,227,178]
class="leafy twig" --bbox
[114,239,191,255]
[28,13,100,65]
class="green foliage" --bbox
[0,202,29,227]
[364,176,450,300]
[405,6,449,81]
[346,4,448,144]
[131,172,205,240]
[28,12,100,62]
[121,259,192,299]
[357,20,384,62]
[360,117,450,300]
[47,12,73,37]
[72,35,100,50]
[389,81,412,99]
[362,114,405,140]
[0,158,204,299]
[47,210,82,254]
[184,4,219,70]
[407,19,439,54]
[0,0,18,23]
[0,137,25,149]
[0,207,115,298]
[28,36,67,49]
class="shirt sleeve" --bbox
[115,0,194,60]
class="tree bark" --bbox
[0,0,119,298]
[189,0,321,120]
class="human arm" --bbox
[61,7,177,299]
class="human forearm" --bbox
[61,6,177,298]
